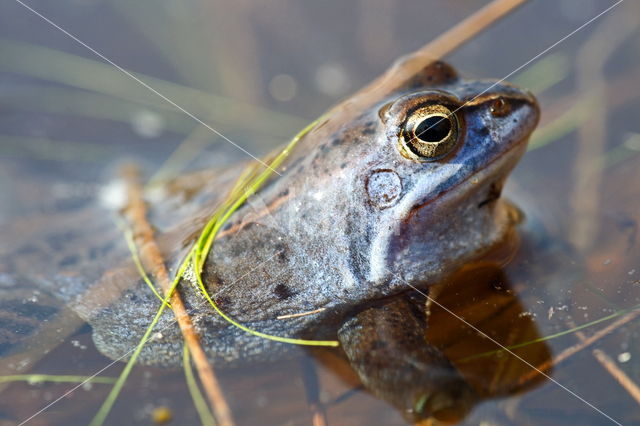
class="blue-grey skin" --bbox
[0,60,538,420]
[192,62,539,354]
[18,60,538,364]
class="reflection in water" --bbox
[316,234,554,423]
[431,263,551,401]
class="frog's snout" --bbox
[463,80,540,134]
[510,91,540,152]
[513,88,540,122]
[484,85,540,154]
[526,89,541,126]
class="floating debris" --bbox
[618,352,632,363]
[268,74,297,102]
[152,406,173,424]
[277,308,326,320]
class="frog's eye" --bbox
[399,104,459,161]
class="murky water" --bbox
[1,0,640,425]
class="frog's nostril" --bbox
[490,97,511,117]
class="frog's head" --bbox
[361,63,539,292]
[270,61,539,303]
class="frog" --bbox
[0,59,539,422]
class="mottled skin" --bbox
[193,61,538,353]
[0,60,539,421]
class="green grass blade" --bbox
[90,260,190,426]
[186,119,339,347]
[117,218,171,308]
[183,345,217,426]
[0,39,307,138]
[458,303,640,362]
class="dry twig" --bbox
[418,0,529,60]
[570,325,640,406]
[518,309,640,386]
[122,165,234,426]
[300,357,328,426]
[556,322,640,406]
[591,349,640,405]
[362,0,529,96]
[569,10,639,250]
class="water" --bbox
[1,0,640,424]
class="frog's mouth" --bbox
[407,136,526,223]
[476,181,504,208]
[408,138,527,216]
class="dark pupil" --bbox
[414,116,451,142]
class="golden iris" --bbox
[399,104,459,161]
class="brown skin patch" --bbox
[214,296,231,310]
[273,283,294,300]
[58,254,80,268]
[397,61,459,92]
[477,182,503,208]
[45,230,79,251]
[274,242,288,263]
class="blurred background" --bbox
[1,0,640,424]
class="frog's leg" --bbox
[337,293,477,423]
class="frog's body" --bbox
[0,60,539,421]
